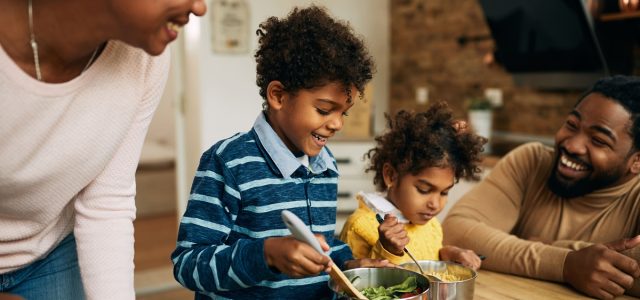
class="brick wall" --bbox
[389,0,597,137]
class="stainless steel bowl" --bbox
[400,260,476,300]
[328,267,429,300]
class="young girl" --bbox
[340,101,486,270]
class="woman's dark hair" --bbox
[255,5,374,109]
[366,101,487,191]
[578,75,640,151]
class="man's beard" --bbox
[547,155,626,198]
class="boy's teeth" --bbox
[167,22,180,32]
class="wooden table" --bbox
[474,270,639,300]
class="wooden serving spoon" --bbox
[282,210,366,299]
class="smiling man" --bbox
[442,75,640,299]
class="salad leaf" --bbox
[360,276,418,300]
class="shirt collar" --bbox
[253,112,337,178]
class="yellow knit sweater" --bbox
[339,195,443,265]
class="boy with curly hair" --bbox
[172,5,390,299]
[340,101,487,270]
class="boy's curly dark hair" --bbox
[366,102,487,191]
[254,5,374,109]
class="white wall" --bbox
[188,0,390,151]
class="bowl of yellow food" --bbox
[328,267,430,300]
[400,260,476,300]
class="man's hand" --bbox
[439,245,482,270]
[563,236,640,299]
[378,214,409,256]
[264,235,331,277]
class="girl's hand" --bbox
[378,214,409,256]
[264,235,331,277]
[344,258,396,270]
[439,245,482,270]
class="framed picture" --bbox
[210,0,250,54]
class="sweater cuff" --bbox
[539,246,572,282]
[372,240,405,264]
[551,240,593,250]
[237,239,280,284]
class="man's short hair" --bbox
[579,75,640,151]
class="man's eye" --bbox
[565,121,578,130]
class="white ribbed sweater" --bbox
[0,41,169,299]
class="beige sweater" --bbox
[0,41,169,299]
[443,142,640,282]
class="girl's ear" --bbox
[630,152,640,174]
[266,81,286,111]
[382,163,397,190]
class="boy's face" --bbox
[385,165,454,225]
[548,92,640,198]
[268,81,355,157]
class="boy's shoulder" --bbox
[204,130,263,161]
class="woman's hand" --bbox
[264,235,331,277]
[439,245,482,270]
[344,258,396,270]
[378,214,409,256]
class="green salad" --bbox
[359,276,422,300]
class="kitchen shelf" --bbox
[599,11,640,21]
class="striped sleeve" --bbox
[171,147,278,293]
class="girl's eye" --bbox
[316,108,330,116]
[417,188,431,194]
[342,111,350,117]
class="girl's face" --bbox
[267,81,355,157]
[384,164,454,225]
[108,0,206,55]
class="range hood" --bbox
[478,0,634,90]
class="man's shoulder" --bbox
[501,142,554,167]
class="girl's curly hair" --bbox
[255,5,374,109]
[366,101,487,191]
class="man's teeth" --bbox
[167,22,180,32]
[312,133,327,142]
[561,155,587,171]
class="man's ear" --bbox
[266,81,286,111]
[630,152,640,174]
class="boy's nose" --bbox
[191,0,207,17]
[327,115,344,132]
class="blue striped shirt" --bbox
[172,113,353,299]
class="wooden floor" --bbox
[134,213,194,299]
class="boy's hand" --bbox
[264,234,331,278]
[344,258,396,270]
[378,214,409,256]
[439,245,482,271]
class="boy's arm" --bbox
[171,150,278,293]
[327,235,353,268]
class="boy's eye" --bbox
[316,108,330,116]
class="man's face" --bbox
[548,92,638,198]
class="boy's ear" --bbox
[630,152,640,174]
[266,81,286,111]
[382,163,397,190]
